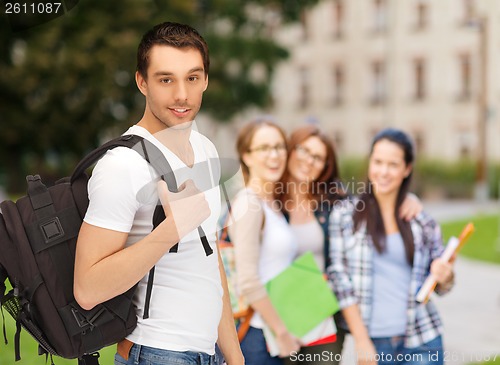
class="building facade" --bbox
[270,0,500,161]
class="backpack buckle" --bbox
[71,308,89,329]
[71,307,106,330]
[40,217,64,243]
[78,353,100,365]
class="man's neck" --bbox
[137,118,194,167]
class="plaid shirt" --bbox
[327,200,452,348]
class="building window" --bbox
[332,64,345,106]
[413,130,424,154]
[299,66,310,109]
[332,0,344,39]
[458,129,473,158]
[413,58,426,101]
[370,60,386,105]
[414,2,428,30]
[458,54,472,101]
[372,0,388,34]
[461,0,475,26]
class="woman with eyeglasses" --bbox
[277,125,423,365]
[327,128,454,365]
[275,125,346,365]
[228,118,301,365]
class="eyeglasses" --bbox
[294,145,326,165]
[248,143,287,156]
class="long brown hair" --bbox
[236,117,287,184]
[278,125,344,210]
[353,128,415,265]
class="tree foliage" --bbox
[0,0,318,193]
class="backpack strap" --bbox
[218,183,233,242]
[70,135,146,182]
[78,353,100,365]
[26,175,56,220]
[130,138,213,319]
[0,265,8,345]
[0,265,7,304]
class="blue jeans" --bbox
[240,326,283,365]
[371,335,443,365]
[114,343,218,365]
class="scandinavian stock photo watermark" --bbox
[288,350,498,364]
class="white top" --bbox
[251,200,297,328]
[290,219,324,269]
[84,125,223,354]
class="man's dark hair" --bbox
[137,22,210,78]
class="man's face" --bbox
[137,45,208,130]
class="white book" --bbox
[416,236,459,303]
[262,317,337,357]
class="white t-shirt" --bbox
[251,199,297,329]
[84,125,223,354]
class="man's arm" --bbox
[216,244,244,365]
[74,219,177,309]
[74,179,209,310]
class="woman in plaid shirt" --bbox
[327,128,455,365]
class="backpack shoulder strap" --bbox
[70,135,178,194]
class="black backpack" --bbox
[0,134,213,365]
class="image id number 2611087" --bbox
[5,2,62,14]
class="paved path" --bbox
[340,200,500,365]
[436,257,500,364]
[424,200,499,222]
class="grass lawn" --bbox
[442,214,500,365]
[0,313,116,364]
[441,214,500,264]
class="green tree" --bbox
[0,0,318,194]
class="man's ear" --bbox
[136,71,147,96]
[203,74,209,92]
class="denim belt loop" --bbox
[198,352,215,365]
[390,335,404,347]
[133,344,142,365]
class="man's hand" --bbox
[157,179,210,240]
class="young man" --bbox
[74,22,244,365]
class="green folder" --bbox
[265,252,340,337]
